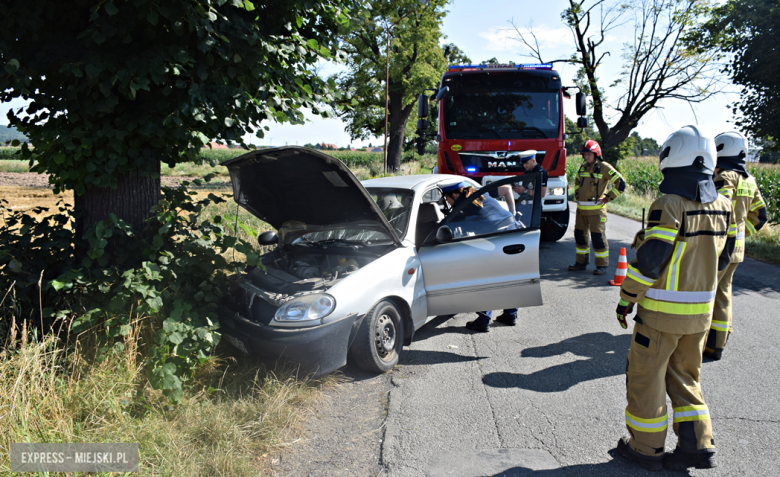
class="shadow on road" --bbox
[488,450,691,476]
[482,332,631,392]
[401,349,487,366]
[410,314,471,342]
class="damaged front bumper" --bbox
[219,311,363,377]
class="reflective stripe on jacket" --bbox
[620,194,736,334]
[714,170,768,263]
[574,160,626,215]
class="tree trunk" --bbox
[387,92,414,171]
[74,162,161,242]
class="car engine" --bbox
[230,242,391,325]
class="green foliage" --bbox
[0,0,353,195]
[628,131,660,156]
[0,180,261,402]
[564,116,600,156]
[0,147,23,160]
[443,43,472,65]
[691,0,780,144]
[751,167,780,224]
[333,0,451,169]
[617,158,663,196]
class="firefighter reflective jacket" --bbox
[714,170,768,263]
[620,194,736,335]
[573,160,626,215]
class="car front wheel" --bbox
[350,300,404,373]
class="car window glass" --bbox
[422,188,442,204]
[366,187,415,238]
[442,174,541,240]
[281,221,393,244]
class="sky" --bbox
[1,0,739,148]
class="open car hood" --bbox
[223,146,402,245]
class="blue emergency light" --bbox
[448,63,553,70]
[466,167,477,172]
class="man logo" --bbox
[451,144,462,151]
[487,161,517,168]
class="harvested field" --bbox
[0,186,73,220]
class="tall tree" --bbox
[0,0,351,238]
[334,0,449,171]
[511,0,719,163]
[691,0,780,147]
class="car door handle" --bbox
[503,244,525,255]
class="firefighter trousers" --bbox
[705,262,739,356]
[574,210,609,266]
[625,321,715,457]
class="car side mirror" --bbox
[577,117,589,128]
[435,86,449,101]
[575,92,587,116]
[417,94,429,118]
[258,230,279,246]
[436,225,453,243]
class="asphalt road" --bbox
[280,205,780,476]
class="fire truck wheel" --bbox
[540,202,570,242]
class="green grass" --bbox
[744,224,780,265]
[0,317,337,476]
[0,159,31,173]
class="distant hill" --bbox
[0,125,27,143]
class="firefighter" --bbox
[615,125,736,471]
[704,131,768,360]
[569,140,627,275]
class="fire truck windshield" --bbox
[442,75,560,140]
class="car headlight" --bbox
[274,294,336,322]
[550,187,565,196]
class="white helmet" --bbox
[714,131,748,159]
[659,125,716,174]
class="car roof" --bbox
[361,174,478,192]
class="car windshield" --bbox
[366,187,415,239]
[442,75,560,140]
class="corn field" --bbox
[566,156,778,223]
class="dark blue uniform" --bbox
[451,193,519,326]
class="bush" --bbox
[0,177,261,402]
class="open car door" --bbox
[418,175,544,316]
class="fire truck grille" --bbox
[457,151,546,173]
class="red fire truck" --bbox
[416,63,589,241]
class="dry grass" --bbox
[0,186,72,218]
[0,318,337,476]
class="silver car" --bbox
[219,146,543,376]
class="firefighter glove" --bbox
[616,299,634,329]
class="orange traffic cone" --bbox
[609,247,628,286]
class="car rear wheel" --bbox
[350,300,404,373]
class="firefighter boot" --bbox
[616,437,663,471]
[663,448,717,470]
[593,267,607,275]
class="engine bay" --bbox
[232,241,393,324]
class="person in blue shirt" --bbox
[441,182,519,331]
